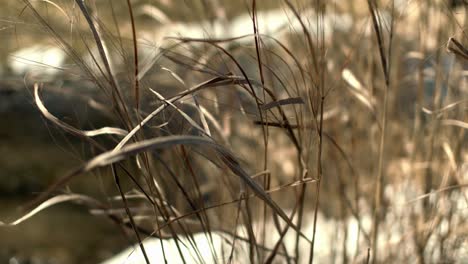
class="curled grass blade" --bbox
[440,119,468,130]
[25,135,306,239]
[34,84,128,137]
[0,194,99,226]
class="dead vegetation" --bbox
[0,0,467,263]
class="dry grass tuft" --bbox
[0,0,467,263]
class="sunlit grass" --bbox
[0,0,467,263]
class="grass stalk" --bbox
[366,0,394,262]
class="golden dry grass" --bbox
[0,0,467,263]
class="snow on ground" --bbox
[8,45,66,81]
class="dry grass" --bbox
[0,0,467,263]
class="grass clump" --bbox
[0,0,467,263]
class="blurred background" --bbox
[0,0,467,263]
